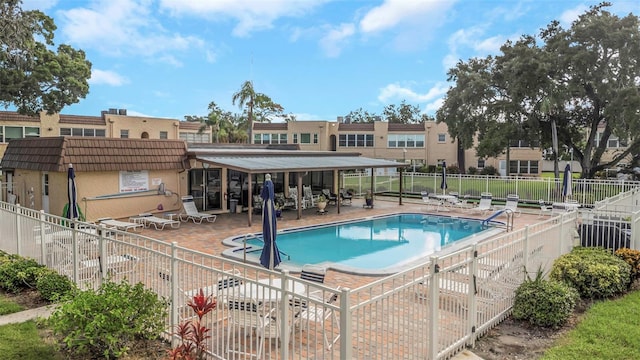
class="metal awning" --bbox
[195,155,402,173]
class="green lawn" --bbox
[541,290,640,360]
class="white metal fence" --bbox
[343,172,640,206]
[1,190,639,359]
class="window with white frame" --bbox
[120,129,129,139]
[179,132,209,142]
[60,128,106,137]
[477,159,485,168]
[388,134,424,148]
[159,131,168,139]
[595,133,629,148]
[339,133,374,147]
[438,133,446,142]
[253,133,288,144]
[509,160,539,174]
[300,133,311,144]
[293,133,298,144]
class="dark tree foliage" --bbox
[437,3,640,178]
[0,0,91,115]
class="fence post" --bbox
[429,256,439,359]
[339,287,352,360]
[39,210,47,265]
[98,228,107,286]
[632,211,640,251]
[467,245,478,347]
[280,270,290,360]
[523,226,530,277]
[15,204,22,256]
[170,241,179,347]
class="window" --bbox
[25,127,39,137]
[120,129,129,138]
[509,160,539,174]
[313,133,318,144]
[388,134,424,148]
[339,134,374,148]
[179,132,209,142]
[300,133,311,144]
[477,159,485,168]
[60,127,109,138]
[253,133,288,144]
[293,133,298,144]
[438,133,446,142]
[4,127,23,142]
[160,131,168,139]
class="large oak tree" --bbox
[436,3,640,178]
[1,0,91,115]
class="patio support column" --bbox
[399,168,404,205]
[297,173,303,220]
[247,173,253,227]
[370,167,375,207]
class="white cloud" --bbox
[57,0,204,65]
[159,0,328,37]
[559,5,588,27]
[89,69,128,86]
[378,82,448,103]
[359,0,454,34]
[319,23,355,58]
[21,0,58,11]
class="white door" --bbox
[42,173,50,213]
[499,160,507,177]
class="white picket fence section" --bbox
[343,172,640,206]
[1,189,639,359]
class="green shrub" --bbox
[48,279,168,359]
[0,254,44,293]
[614,248,640,282]
[35,268,76,302]
[550,247,631,299]
[512,270,579,328]
[480,165,498,175]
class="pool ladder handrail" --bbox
[482,208,514,232]
[242,233,291,263]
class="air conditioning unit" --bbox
[108,108,117,114]
[337,116,344,123]
[118,109,127,115]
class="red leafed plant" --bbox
[167,289,217,360]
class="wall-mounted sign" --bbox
[120,170,149,192]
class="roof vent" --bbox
[108,108,117,114]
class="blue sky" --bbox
[20,0,640,121]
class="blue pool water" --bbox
[223,213,499,274]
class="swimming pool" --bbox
[222,213,503,275]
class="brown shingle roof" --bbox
[179,121,206,130]
[59,114,105,125]
[0,111,40,122]
[1,137,188,172]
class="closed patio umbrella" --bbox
[66,163,79,222]
[562,163,572,202]
[259,174,282,270]
[440,161,448,195]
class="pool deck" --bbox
[138,196,547,290]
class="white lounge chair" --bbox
[503,194,521,217]
[97,218,144,232]
[136,213,181,230]
[179,195,217,224]
[469,193,493,215]
[421,191,443,212]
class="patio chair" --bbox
[225,296,282,359]
[303,185,319,208]
[469,193,493,215]
[339,189,352,206]
[135,213,181,230]
[538,199,553,217]
[448,192,470,210]
[297,286,341,350]
[179,195,217,224]
[322,189,338,205]
[97,217,144,232]
[503,194,521,217]
[158,268,243,321]
[421,191,443,212]
[288,187,303,210]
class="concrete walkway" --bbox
[0,305,57,326]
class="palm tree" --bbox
[232,81,255,144]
